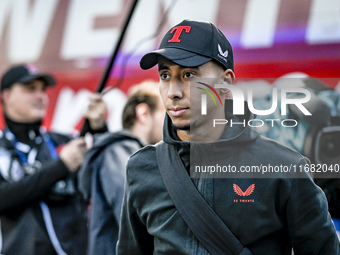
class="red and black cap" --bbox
[140,19,234,71]
[1,64,56,92]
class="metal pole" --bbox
[80,0,139,136]
[96,0,139,93]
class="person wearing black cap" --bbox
[0,64,107,255]
[116,20,339,254]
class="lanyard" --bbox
[3,128,69,255]
[4,127,58,165]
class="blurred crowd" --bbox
[0,63,164,255]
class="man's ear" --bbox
[223,69,235,84]
[135,103,151,124]
[220,69,235,94]
[1,90,10,105]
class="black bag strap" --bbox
[156,141,253,255]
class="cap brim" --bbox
[140,48,212,70]
[18,73,56,87]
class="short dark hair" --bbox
[122,81,160,129]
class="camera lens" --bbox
[318,131,340,163]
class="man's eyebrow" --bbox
[158,64,169,72]
[158,64,199,72]
[189,66,199,71]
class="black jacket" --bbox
[117,100,339,255]
[0,128,87,255]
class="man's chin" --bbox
[172,123,190,131]
[28,113,45,123]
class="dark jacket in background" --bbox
[78,130,144,255]
[0,128,87,255]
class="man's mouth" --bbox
[168,108,189,117]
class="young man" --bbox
[78,81,165,255]
[0,64,106,255]
[116,20,339,254]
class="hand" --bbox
[84,93,107,130]
[59,138,87,172]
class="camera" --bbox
[253,77,340,217]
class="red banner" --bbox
[0,0,339,132]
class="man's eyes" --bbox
[159,71,195,80]
[25,86,46,93]
[183,72,195,79]
[160,73,170,80]
[26,86,36,92]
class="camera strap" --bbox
[4,127,58,164]
[3,128,67,255]
[155,141,253,255]
[40,202,67,255]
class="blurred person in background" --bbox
[0,63,107,255]
[78,80,165,255]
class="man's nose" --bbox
[167,79,183,100]
[35,88,46,98]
